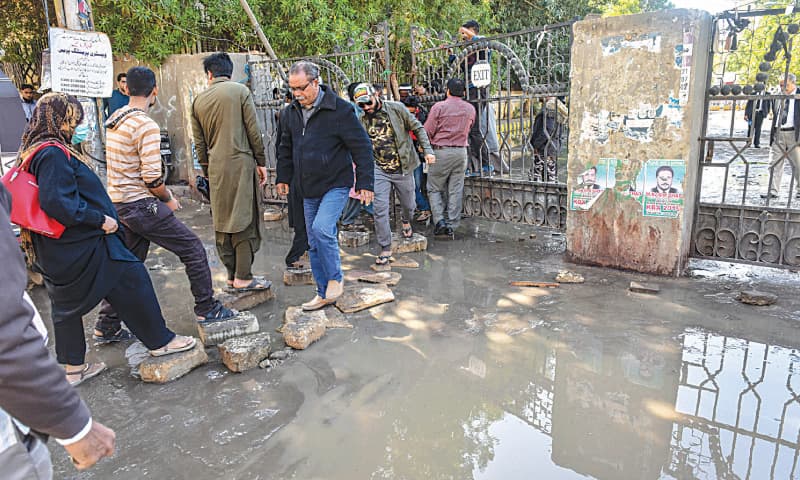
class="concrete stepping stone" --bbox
[370,263,392,272]
[197,311,260,346]
[390,256,419,268]
[280,306,352,350]
[738,290,777,306]
[263,207,284,221]
[555,270,584,283]
[339,230,370,247]
[629,281,660,294]
[284,267,314,286]
[218,282,275,311]
[335,284,395,313]
[358,271,402,286]
[138,339,208,383]
[391,232,427,254]
[218,332,272,372]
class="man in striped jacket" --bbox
[94,66,235,342]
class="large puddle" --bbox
[39,204,800,479]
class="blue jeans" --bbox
[304,187,350,297]
[414,163,430,211]
[340,197,374,225]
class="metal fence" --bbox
[409,22,574,229]
[691,10,800,268]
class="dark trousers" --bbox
[95,198,215,333]
[57,262,174,365]
[748,112,766,147]
[467,86,489,172]
[285,183,309,267]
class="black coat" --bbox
[276,85,374,198]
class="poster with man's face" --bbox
[642,159,685,218]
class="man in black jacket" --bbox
[744,91,769,148]
[276,61,374,311]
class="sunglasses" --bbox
[357,100,373,108]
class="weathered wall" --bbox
[565,9,712,276]
[111,53,251,183]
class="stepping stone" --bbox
[555,270,584,284]
[138,339,208,383]
[339,230,370,247]
[280,306,352,350]
[335,284,395,313]
[738,290,777,306]
[344,270,373,282]
[218,282,275,311]
[358,271,402,286]
[629,281,660,294]
[197,311,260,346]
[391,232,427,254]
[263,208,284,221]
[218,332,272,372]
[284,267,314,286]
[390,256,419,268]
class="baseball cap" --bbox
[353,83,376,104]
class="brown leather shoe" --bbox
[325,279,344,301]
[302,295,334,311]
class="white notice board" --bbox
[49,27,113,98]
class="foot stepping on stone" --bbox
[391,232,427,254]
[138,339,208,383]
[218,281,275,311]
[197,311,260,346]
[280,306,352,350]
[336,284,395,313]
[218,332,272,372]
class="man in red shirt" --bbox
[423,78,476,236]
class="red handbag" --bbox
[1,142,68,239]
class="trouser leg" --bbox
[373,168,393,249]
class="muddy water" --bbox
[36,203,800,479]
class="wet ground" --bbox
[31,199,800,480]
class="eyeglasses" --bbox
[289,79,317,93]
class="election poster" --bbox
[642,159,685,218]
[570,159,616,211]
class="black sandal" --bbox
[375,254,391,265]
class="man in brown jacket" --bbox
[191,52,269,291]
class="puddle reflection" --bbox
[450,327,800,480]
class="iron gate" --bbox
[691,10,800,268]
[248,23,393,203]
[409,21,574,229]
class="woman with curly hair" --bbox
[18,92,195,386]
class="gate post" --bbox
[565,9,712,276]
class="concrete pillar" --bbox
[565,9,712,276]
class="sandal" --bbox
[375,254,391,265]
[226,277,272,293]
[414,210,431,222]
[66,362,107,387]
[149,335,197,357]
[93,328,134,345]
[402,221,413,239]
[197,302,237,323]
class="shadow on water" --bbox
[39,204,800,480]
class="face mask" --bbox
[71,123,90,145]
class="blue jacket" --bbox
[276,85,374,198]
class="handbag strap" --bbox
[18,141,70,172]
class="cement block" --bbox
[218,283,275,311]
[284,268,314,286]
[280,306,352,350]
[335,284,395,313]
[218,332,272,372]
[738,290,777,306]
[139,340,208,383]
[391,233,427,254]
[370,263,392,272]
[197,311,260,346]
[555,271,584,284]
[629,281,660,294]
[358,271,402,286]
[390,256,419,268]
[339,230,370,248]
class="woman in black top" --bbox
[18,93,195,386]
